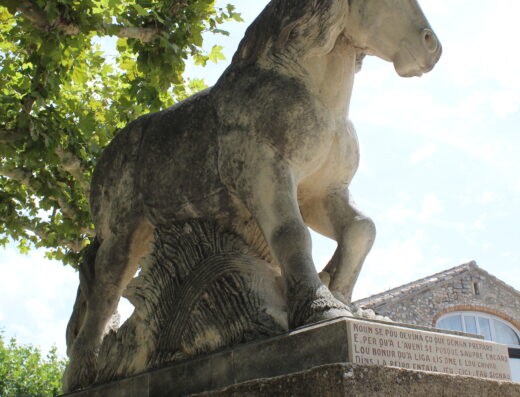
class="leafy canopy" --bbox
[0,332,67,397]
[0,0,242,266]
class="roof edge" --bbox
[354,260,477,307]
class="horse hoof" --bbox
[288,285,352,328]
[302,306,353,326]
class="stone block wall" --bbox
[365,268,520,330]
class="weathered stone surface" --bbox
[63,363,520,397]
[93,221,287,385]
[194,364,520,397]
[62,318,516,397]
[63,0,442,391]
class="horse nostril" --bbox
[422,29,438,53]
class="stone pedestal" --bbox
[63,318,519,397]
[195,363,520,397]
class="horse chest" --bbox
[298,119,360,191]
[329,121,360,183]
[214,67,359,187]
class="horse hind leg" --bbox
[63,218,153,392]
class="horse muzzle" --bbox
[393,29,442,77]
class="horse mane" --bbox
[232,0,339,66]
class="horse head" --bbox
[345,0,441,77]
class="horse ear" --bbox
[355,52,365,73]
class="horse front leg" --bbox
[302,187,376,303]
[230,148,351,328]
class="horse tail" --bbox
[66,237,100,355]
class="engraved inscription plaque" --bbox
[347,319,512,381]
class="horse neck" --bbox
[298,34,358,118]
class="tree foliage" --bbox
[0,333,67,397]
[0,0,241,266]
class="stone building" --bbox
[355,261,520,382]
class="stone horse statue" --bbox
[64,0,441,391]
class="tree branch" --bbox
[54,146,91,200]
[16,0,52,31]
[0,165,33,187]
[26,222,84,251]
[16,0,160,42]
[0,214,85,252]
[101,24,159,43]
[16,0,80,34]
[0,129,25,144]
[0,128,91,202]
[0,164,81,222]
[0,166,96,242]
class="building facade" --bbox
[355,261,520,382]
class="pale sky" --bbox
[1,0,519,356]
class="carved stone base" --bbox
[195,363,520,397]
[64,220,377,391]
[62,318,518,397]
[62,363,520,397]
[93,221,288,385]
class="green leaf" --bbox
[212,29,230,36]
[208,45,226,63]
[132,3,148,17]
[0,0,19,14]
[0,0,243,268]
[0,332,67,396]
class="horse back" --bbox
[91,89,224,237]
[90,111,152,239]
[136,89,228,224]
